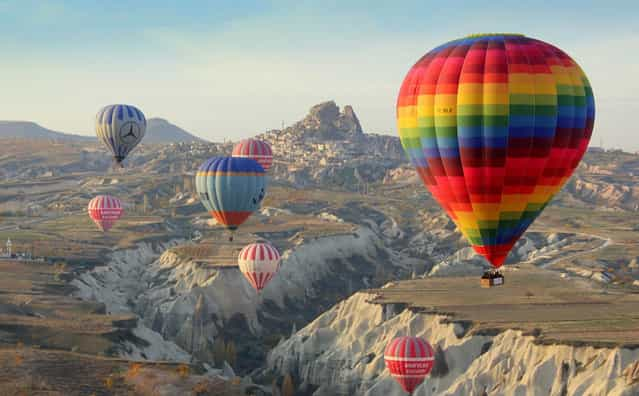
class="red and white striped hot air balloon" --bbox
[238,242,281,292]
[384,336,435,394]
[88,195,124,232]
[232,139,273,171]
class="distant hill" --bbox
[0,121,92,141]
[145,118,206,143]
[0,118,207,144]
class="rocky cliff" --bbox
[262,292,639,396]
[73,225,417,373]
[289,101,363,140]
[261,101,406,190]
[71,240,192,362]
[69,206,611,379]
[566,177,639,212]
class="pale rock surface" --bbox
[72,241,192,362]
[383,166,419,185]
[260,206,293,217]
[428,233,598,277]
[591,271,614,283]
[568,177,639,211]
[428,247,489,277]
[265,292,639,396]
[192,216,218,228]
[78,225,410,371]
[317,212,344,223]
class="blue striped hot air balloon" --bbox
[95,104,146,165]
[195,157,266,239]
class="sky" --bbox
[1,0,638,149]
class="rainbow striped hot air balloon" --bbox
[195,157,266,236]
[397,33,594,269]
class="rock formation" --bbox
[76,226,415,373]
[290,101,363,140]
[262,292,639,395]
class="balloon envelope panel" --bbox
[397,34,594,268]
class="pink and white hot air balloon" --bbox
[88,195,124,232]
[232,139,273,171]
[384,336,435,394]
[238,242,281,292]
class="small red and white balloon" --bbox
[232,138,273,171]
[384,336,435,394]
[88,195,124,232]
[238,241,281,292]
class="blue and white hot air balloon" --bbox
[95,104,146,166]
[195,157,266,241]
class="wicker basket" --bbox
[480,275,504,288]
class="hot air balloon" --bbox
[232,139,273,171]
[397,34,594,283]
[95,104,146,166]
[384,336,435,394]
[195,157,266,240]
[238,241,281,292]
[88,195,124,232]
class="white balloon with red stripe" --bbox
[238,241,281,292]
[232,138,273,171]
[384,336,435,394]
[88,195,124,232]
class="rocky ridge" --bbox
[262,292,639,395]
[73,223,417,374]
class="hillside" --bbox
[0,101,638,395]
[0,121,92,141]
[262,290,639,395]
[0,118,206,145]
[145,118,207,143]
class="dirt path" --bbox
[526,227,613,269]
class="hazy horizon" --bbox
[2,1,638,150]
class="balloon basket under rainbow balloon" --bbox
[480,270,504,288]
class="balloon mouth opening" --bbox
[464,33,525,38]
